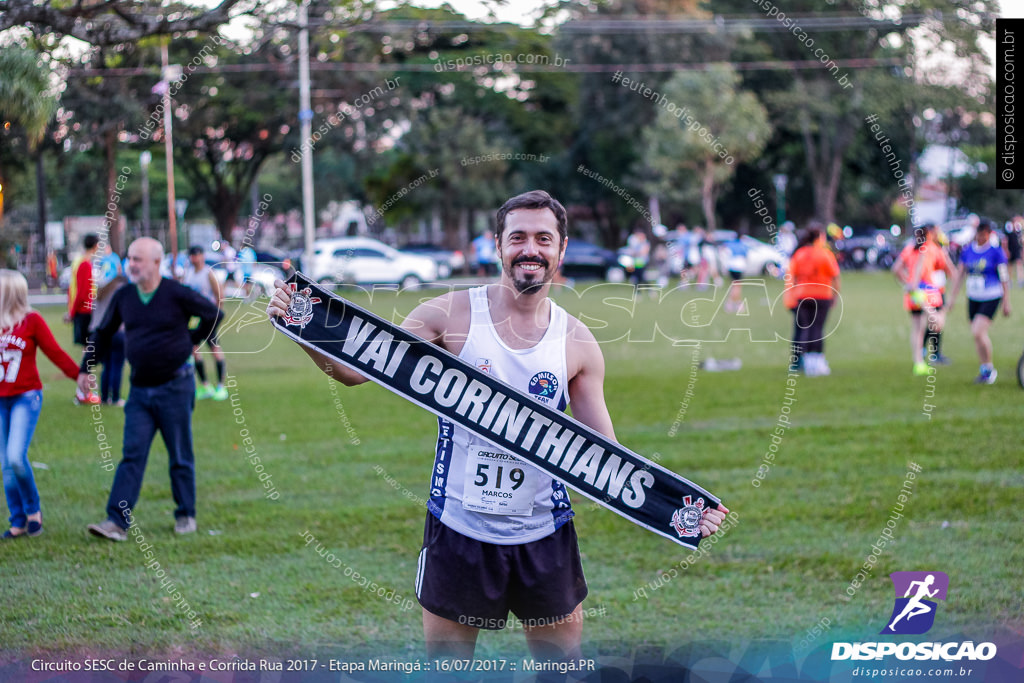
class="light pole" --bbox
[140,151,152,237]
[160,43,181,256]
[298,0,316,273]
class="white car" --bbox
[309,237,438,289]
[739,235,788,277]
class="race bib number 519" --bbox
[462,446,535,516]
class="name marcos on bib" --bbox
[271,273,724,549]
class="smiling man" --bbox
[267,190,728,662]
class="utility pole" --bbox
[161,42,180,256]
[298,0,316,272]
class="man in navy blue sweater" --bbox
[79,237,220,540]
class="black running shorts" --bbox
[968,297,1001,321]
[415,512,588,630]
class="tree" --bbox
[638,65,771,232]
[161,36,299,240]
[1,0,258,46]
[554,0,713,245]
[705,0,998,225]
[0,47,59,229]
[57,42,154,253]
[0,48,56,147]
[366,105,510,247]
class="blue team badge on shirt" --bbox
[528,371,558,402]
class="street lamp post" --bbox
[298,0,316,273]
[140,151,152,236]
[160,43,182,256]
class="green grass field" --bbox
[1,271,1022,667]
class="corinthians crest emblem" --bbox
[282,283,321,329]
[670,494,705,538]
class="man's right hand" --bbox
[266,279,292,320]
[76,372,93,396]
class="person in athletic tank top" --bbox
[184,246,228,401]
[267,190,729,662]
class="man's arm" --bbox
[566,318,728,536]
[77,287,123,394]
[208,269,224,306]
[565,319,616,442]
[266,280,368,385]
[178,281,221,345]
[266,280,456,387]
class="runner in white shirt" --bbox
[184,246,227,400]
[268,190,729,662]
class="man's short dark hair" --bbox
[83,234,100,250]
[495,190,568,245]
[977,218,995,233]
[188,245,204,256]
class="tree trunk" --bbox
[213,189,243,243]
[35,150,46,259]
[440,198,458,250]
[823,152,844,226]
[103,127,123,255]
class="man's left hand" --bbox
[700,504,730,537]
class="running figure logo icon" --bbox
[282,283,321,329]
[881,571,949,635]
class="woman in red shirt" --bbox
[0,270,80,538]
[784,226,841,376]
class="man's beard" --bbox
[508,256,551,295]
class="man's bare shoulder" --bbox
[565,311,599,345]
[564,312,603,378]
[403,288,472,350]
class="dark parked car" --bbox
[399,243,465,279]
[255,247,296,274]
[834,232,897,270]
[561,239,625,281]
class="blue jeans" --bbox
[100,329,126,403]
[106,370,196,529]
[0,390,44,528]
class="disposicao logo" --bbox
[831,571,997,663]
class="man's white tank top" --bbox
[427,286,573,544]
[184,265,216,304]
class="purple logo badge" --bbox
[880,571,949,635]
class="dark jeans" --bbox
[106,369,196,529]
[100,330,126,403]
[791,298,833,357]
[72,312,91,346]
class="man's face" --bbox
[127,242,160,283]
[498,208,565,295]
[189,252,204,268]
